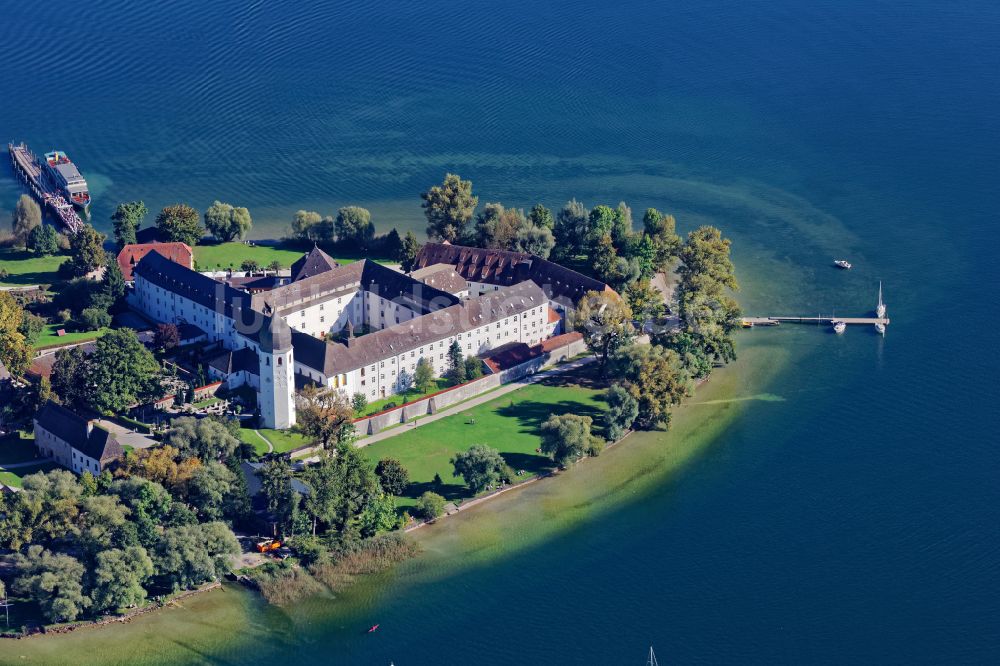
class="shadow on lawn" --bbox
[495,399,605,435]
[405,480,468,502]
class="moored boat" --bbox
[833,320,847,334]
[42,150,91,210]
[876,281,886,318]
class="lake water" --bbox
[2,0,999,663]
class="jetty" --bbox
[7,141,83,233]
[743,315,890,326]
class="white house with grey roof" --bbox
[129,245,608,430]
[34,401,124,475]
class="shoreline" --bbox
[0,335,791,659]
[1,582,222,641]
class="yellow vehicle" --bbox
[255,539,282,553]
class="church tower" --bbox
[257,316,296,429]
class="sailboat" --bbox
[876,281,886,318]
[647,646,659,666]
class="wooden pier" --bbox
[742,315,890,327]
[7,142,83,233]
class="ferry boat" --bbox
[834,259,852,270]
[42,150,91,210]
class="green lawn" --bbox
[359,378,452,417]
[33,322,110,350]
[192,397,221,409]
[360,372,608,509]
[0,247,66,286]
[0,461,60,488]
[0,432,42,465]
[193,242,307,271]
[240,426,312,455]
[192,241,394,271]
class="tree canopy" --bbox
[0,291,32,377]
[111,201,147,248]
[11,194,41,246]
[164,416,241,461]
[204,201,252,241]
[335,206,375,247]
[27,223,60,255]
[294,384,355,448]
[422,173,478,242]
[451,444,506,493]
[88,329,162,413]
[573,290,634,373]
[64,224,107,278]
[539,414,603,467]
[156,204,204,246]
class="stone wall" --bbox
[352,335,587,437]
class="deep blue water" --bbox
[2,0,999,663]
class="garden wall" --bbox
[352,335,587,437]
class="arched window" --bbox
[277,357,282,366]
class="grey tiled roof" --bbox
[252,260,459,317]
[133,250,251,316]
[290,246,339,282]
[292,280,548,376]
[409,263,469,294]
[208,347,260,376]
[414,243,610,306]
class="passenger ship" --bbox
[42,150,91,210]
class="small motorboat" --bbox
[875,321,886,335]
[368,624,380,633]
[833,320,847,334]
[834,260,852,269]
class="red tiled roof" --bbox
[118,242,193,281]
[479,332,583,373]
[547,306,561,324]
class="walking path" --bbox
[254,429,275,454]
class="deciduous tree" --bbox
[294,384,355,448]
[335,206,375,247]
[422,173,478,242]
[0,292,32,377]
[91,546,155,612]
[605,384,639,441]
[414,357,435,393]
[65,224,107,278]
[613,344,692,430]
[375,458,410,495]
[573,290,633,374]
[400,231,422,272]
[156,204,203,246]
[451,444,505,493]
[27,224,59,255]
[204,201,252,241]
[12,546,90,622]
[89,329,162,414]
[164,416,240,462]
[291,210,322,241]
[417,491,445,520]
[11,194,41,246]
[539,414,603,467]
[111,201,147,248]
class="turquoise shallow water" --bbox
[2,0,999,663]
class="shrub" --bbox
[80,306,111,331]
[57,309,72,323]
[417,491,446,520]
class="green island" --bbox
[0,175,741,636]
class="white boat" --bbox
[875,321,885,335]
[833,320,847,334]
[647,647,659,666]
[876,281,886,318]
[834,259,852,269]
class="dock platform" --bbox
[7,142,83,233]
